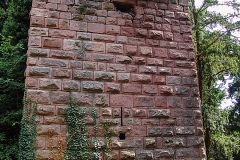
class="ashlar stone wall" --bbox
[25,0,206,159]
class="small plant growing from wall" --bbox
[18,91,37,160]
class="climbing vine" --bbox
[64,93,90,160]
[100,96,114,160]
[64,92,115,160]
[18,92,37,160]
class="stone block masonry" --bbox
[26,0,206,159]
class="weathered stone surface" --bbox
[82,81,104,92]
[27,0,205,158]
[148,109,170,118]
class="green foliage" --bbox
[65,93,90,160]
[0,0,31,159]
[189,0,240,159]
[0,35,25,160]
[18,94,37,160]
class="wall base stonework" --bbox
[26,0,206,159]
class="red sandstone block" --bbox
[158,67,172,75]
[127,37,145,45]
[59,19,69,29]
[42,37,62,48]
[94,93,109,107]
[27,89,51,104]
[180,25,192,33]
[32,1,46,9]
[131,73,152,83]
[92,53,114,62]
[39,58,68,68]
[107,63,126,72]
[70,60,82,69]
[147,58,163,66]
[124,45,137,56]
[143,85,158,95]
[146,39,159,47]
[173,68,197,77]
[110,94,133,108]
[98,17,106,24]
[30,16,45,27]
[168,4,183,12]
[139,46,153,57]
[39,78,61,90]
[43,116,65,125]
[84,41,105,52]
[96,10,108,17]
[153,75,166,85]
[122,84,142,94]
[168,96,182,108]
[133,56,146,65]
[94,71,116,82]
[88,23,105,33]
[155,96,167,108]
[160,41,178,49]
[139,66,157,74]
[27,57,38,66]
[159,86,174,96]
[105,82,121,93]
[164,32,173,41]
[83,61,97,70]
[84,15,98,23]
[52,68,71,78]
[178,42,194,51]
[144,14,154,22]
[28,36,41,47]
[25,77,38,88]
[49,29,76,38]
[117,36,127,44]
[52,91,69,104]
[142,22,154,29]
[106,25,120,35]
[166,76,182,85]
[117,18,125,26]
[62,80,80,91]
[134,96,154,107]
[77,32,91,40]
[117,73,130,82]
[92,34,116,42]
[57,4,68,11]
[29,27,48,36]
[30,8,48,17]
[106,43,124,54]
[135,28,148,37]
[164,59,174,67]
[144,8,156,15]
[73,70,93,80]
[121,27,134,37]
[59,12,71,19]
[97,62,106,71]
[169,49,188,60]
[46,3,57,10]
[45,18,58,28]
[108,11,122,18]
[27,66,50,77]
[106,17,117,25]
[72,92,94,106]
[116,55,132,64]
[48,11,59,18]
[69,20,87,31]
[51,49,74,59]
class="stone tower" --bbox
[26,0,206,159]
